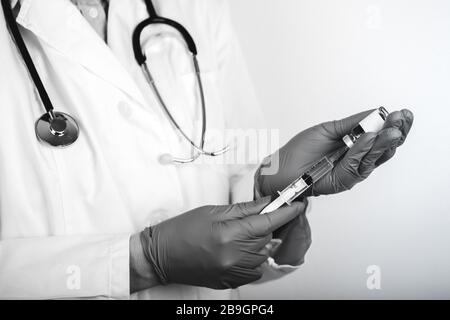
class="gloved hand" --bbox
[256,109,414,198]
[270,199,312,266]
[138,197,306,289]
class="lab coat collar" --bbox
[14,0,147,107]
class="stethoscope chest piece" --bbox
[35,112,79,147]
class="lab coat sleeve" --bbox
[211,1,310,282]
[0,234,130,299]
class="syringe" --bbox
[259,146,348,214]
[260,107,389,215]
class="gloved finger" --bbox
[375,146,397,167]
[219,266,263,289]
[314,133,376,193]
[383,109,413,146]
[341,132,377,166]
[242,201,306,237]
[222,196,271,220]
[319,109,374,140]
[273,211,306,240]
[374,109,413,167]
[359,128,402,178]
[401,109,414,138]
[238,247,270,269]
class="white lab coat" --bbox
[0,0,294,299]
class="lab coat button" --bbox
[88,8,99,19]
[118,101,132,119]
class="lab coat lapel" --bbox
[15,0,147,107]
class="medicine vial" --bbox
[342,107,389,148]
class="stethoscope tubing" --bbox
[2,0,230,162]
[133,2,229,163]
[1,0,54,115]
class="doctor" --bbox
[0,0,413,299]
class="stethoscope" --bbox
[1,0,229,164]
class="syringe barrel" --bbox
[260,155,335,214]
[278,174,311,205]
[278,155,335,205]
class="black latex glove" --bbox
[140,197,306,289]
[269,198,312,266]
[257,109,414,198]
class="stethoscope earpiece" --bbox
[35,111,79,147]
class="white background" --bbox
[229,0,450,299]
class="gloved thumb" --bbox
[222,196,272,220]
[242,201,306,237]
[359,127,402,178]
[326,133,377,192]
[340,132,377,166]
